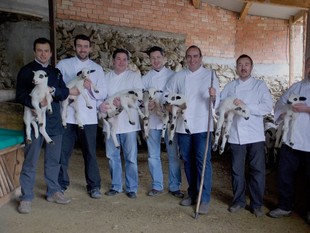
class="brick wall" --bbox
[56,0,299,65]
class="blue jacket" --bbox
[16,60,69,136]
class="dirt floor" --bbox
[0,145,309,233]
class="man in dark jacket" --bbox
[15,37,71,214]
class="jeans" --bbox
[146,129,182,191]
[58,124,101,192]
[277,144,310,211]
[178,132,212,204]
[230,142,265,209]
[20,134,62,201]
[106,131,138,193]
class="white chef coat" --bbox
[274,78,310,152]
[220,76,273,145]
[142,67,175,130]
[165,66,220,134]
[56,56,107,125]
[104,69,144,134]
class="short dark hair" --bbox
[33,37,51,51]
[147,46,165,56]
[112,48,129,60]
[74,34,91,47]
[236,54,253,66]
[186,45,202,57]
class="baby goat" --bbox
[61,68,99,129]
[23,70,53,144]
[100,89,145,148]
[212,97,250,154]
[274,94,307,148]
[142,88,164,139]
[163,93,191,144]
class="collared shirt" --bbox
[56,56,107,125]
[165,66,220,134]
[142,67,175,130]
[274,78,310,152]
[221,76,273,145]
[104,69,144,134]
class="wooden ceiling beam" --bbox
[293,10,307,24]
[245,0,310,9]
[192,0,201,9]
[239,2,253,20]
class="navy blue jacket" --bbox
[16,60,69,136]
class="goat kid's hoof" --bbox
[129,121,136,125]
[185,129,191,134]
[212,145,218,151]
[169,140,173,145]
[48,140,55,145]
[26,139,32,144]
[94,90,99,93]
[289,142,294,146]
[47,110,53,114]
[87,106,93,109]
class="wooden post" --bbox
[49,0,56,66]
[289,16,294,86]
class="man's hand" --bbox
[70,87,80,96]
[113,97,121,108]
[99,102,110,113]
[83,79,92,91]
[233,98,245,106]
[148,100,156,110]
[292,103,310,113]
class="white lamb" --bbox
[274,94,307,148]
[212,97,250,154]
[163,92,191,144]
[100,89,146,148]
[61,68,99,129]
[142,88,164,139]
[23,70,53,144]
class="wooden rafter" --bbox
[245,0,310,10]
[239,2,253,20]
[192,0,201,9]
[293,10,307,24]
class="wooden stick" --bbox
[0,157,14,191]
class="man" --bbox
[57,34,107,198]
[268,57,310,225]
[220,54,273,217]
[100,48,144,199]
[16,37,71,214]
[164,45,220,214]
[142,46,184,198]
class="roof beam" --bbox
[192,0,201,9]
[245,0,310,9]
[239,2,253,20]
[293,10,307,23]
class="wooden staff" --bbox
[0,157,14,191]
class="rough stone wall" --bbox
[57,20,289,104]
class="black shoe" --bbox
[228,204,244,213]
[126,192,137,199]
[306,211,310,225]
[251,208,263,217]
[169,190,185,199]
[104,189,119,196]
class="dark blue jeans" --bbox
[20,134,62,201]
[277,144,310,212]
[229,142,265,210]
[178,132,212,204]
[58,124,101,192]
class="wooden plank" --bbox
[293,10,307,24]
[245,0,310,9]
[239,2,253,20]
[192,0,201,9]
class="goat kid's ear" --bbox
[300,96,307,101]
[128,90,135,95]
[77,71,82,76]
